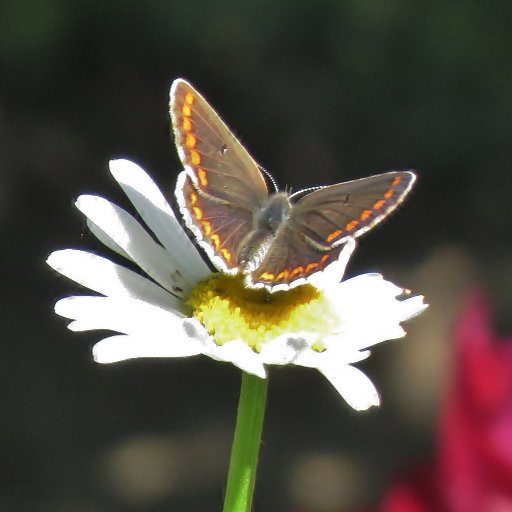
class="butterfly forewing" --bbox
[291,171,416,248]
[170,79,268,207]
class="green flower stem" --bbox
[223,372,268,512]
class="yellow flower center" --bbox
[185,274,338,351]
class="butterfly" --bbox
[170,79,416,291]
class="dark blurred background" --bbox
[1,1,511,511]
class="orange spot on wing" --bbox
[346,220,359,232]
[189,192,198,205]
[210,234,221,250]
[373,199,386,210]
[192,207,203,220]
[182,117,192,131]
[202,221,212,236]
[198,168,208,186]
[290,266,304,278]
[276,270,289,281]
[320,255,329,264]
[184,92,195,105]
[326,229,343,242]
[305,262,319,273]
[185,133,197,148]
[384,189,394,199]
[189,150,201,166]
[261,272,275,281]
[182,104,192,117]
[392,176,402,186]
[221,249,232,263]
[360,209,373,221]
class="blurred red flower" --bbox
[380,291,512,512]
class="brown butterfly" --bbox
[170,79,416,291]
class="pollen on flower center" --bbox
[185,274,339,351]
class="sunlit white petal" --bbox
[55,296,188,336]
[258,333,314,366]
[86,218,132,261]
[399,295,428,321]
[109,159,210,285]
[307,238,357,291]
[207,341,267,378]
[47,249,181,311]
[324,273,424,351]
[76,195,190,295]
[93,333,202,364]
[319,363,380,411]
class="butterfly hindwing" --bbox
[176,172,254,272]
[247,225,346,289]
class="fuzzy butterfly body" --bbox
[170,79,416,291]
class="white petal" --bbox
[308,238,357,290]
[292,343,364,368]
[86,218,132,261]
[47,249,182,312]
[325,273,427,351]
[259,333,315,366]
[93,333,202,364]
[332,273,403,302]
[206,340,267,378]
[109,159,210,284]
[55,296,194,344]
[318,363,380,411]
[292,347,380,410]
[400,295,428,321]
[75,195,192,295]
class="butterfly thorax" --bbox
[254,193,291,233]
[238,193,291,272]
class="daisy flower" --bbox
[47,158,426,411]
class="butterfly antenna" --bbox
[258,165,279,192]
